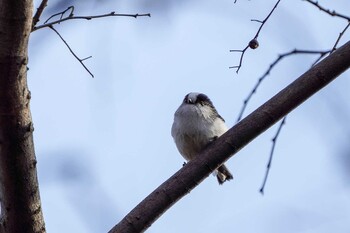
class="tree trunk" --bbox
[0,1,46,232]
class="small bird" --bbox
[171,92,233,184]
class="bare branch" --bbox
[237,49,329,194]
[229,45,249,70]
[230,0,282,73]
[253,0,281,39]
[32,6,151,32]
[109,41,350,233]
[32,0,49,29]
[81,56,92,62]
[260,116,286,195]
[233,1,349,115]
[331,22,350,53]
[34,7,150,77]
[248,19,350,194]
[44,6,74,24]
[236,49,330,122]
[233,0,350,199]
[49,26,94,78]
[304,0,350,21]
[311,22,350,66]
[311,52,331,67]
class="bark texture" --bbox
[0,1,46,232]
[109,40,350,233]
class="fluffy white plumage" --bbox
[171,92,233,184]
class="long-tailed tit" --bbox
[171,92,233,184]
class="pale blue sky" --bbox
[29,0,350,232]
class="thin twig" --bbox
[81,56,92,62]
[311,22,350,66]
[230,0,282,73]
[304,0,350,21]
[44,6,74,24]
[251,19,263,23]
[32,0,49,29]
[229,45,249,70]
[252,0,281,39]
[49,26,94,78]
[311,52,331,67]
[331,22,350,53]
[236,49,330,122]
[32,6,151,32]
[259,116,286,195]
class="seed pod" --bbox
[249,38,259,49]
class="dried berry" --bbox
[249,38,259,49]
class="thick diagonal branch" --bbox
[109,40,350,233]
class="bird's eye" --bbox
[183,97,194,104]
[183,94,189,103]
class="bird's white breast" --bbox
[171,104,227,161]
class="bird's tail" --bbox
[216,164,233,185]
